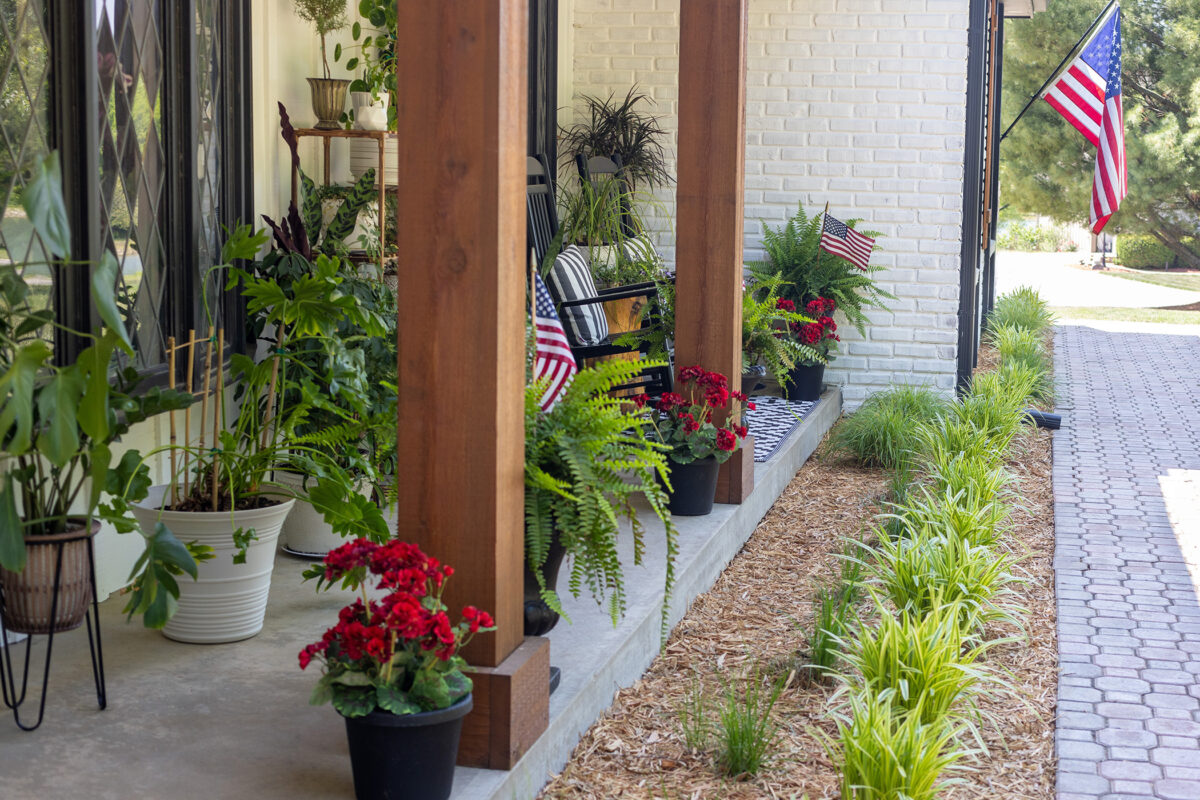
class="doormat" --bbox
[746,396,820,462]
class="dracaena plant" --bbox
[741,272,820,387]
[0,153,208,627]
[301,539,494,717]
[524,357,678,639]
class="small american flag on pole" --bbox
[1042,4,1126,233]
[532,272,577,412]
[819,213,875,271]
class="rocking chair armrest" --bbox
[560,285,656,310]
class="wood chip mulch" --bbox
[539,354,1057,800]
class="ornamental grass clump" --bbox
[716,669,785,778]
[883,486,1011,548]
[987,286,1054,337]
[913,417,1012,471]
[926,453,1014,504]
[828,690,973,800]
[301,539,494,718]
[828,385,950,469]
[990,323,1054,403]
[864,527,1021,634]
[676,673,712,752]
[839,600,999,729]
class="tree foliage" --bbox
[1002,0,1200,266]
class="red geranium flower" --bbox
[776,298,796,312]
[716,428,737,452]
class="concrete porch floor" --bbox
[0,388,840,800]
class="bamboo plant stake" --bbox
[212,328,225,512]
[182,329,196,499]
[197,325,215,500]
[167,336,178,506]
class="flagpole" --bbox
[817,201,829,276]
[999,0,1118,144]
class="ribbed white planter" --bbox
[131,485,295,644]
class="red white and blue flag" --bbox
[1042,4,1126,233]
[532,272,577,412]
[820,213,875,271]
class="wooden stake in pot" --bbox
[212,328,225,512]
[198,325,215,500]
[183,329,196,499]
[167,335,178,507]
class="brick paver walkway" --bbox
[1054,323,1200,800]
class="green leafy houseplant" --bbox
[334,0,398,129]
[301,538,493,717]
[559,87,672,190]
[0,154,207,627]
[741,272,818,387]
[293,0,348,80]
[748,203,894,335]
[524,358,678,635]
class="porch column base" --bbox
[716,434,755,504]
[457,636,551,770]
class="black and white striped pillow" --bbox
[621,234,661,267]
[547,244,609,346]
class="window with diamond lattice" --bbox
[0,1,252,372]
[0,0,52,318]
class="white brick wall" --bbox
[568,0,971,405]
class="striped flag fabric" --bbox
[819,213,875,271]
[532,272,577,412]
[1088,8,1126,234]
[1042,4,1120,147]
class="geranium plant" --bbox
[642,367,753,465]
[300,539,494,717]
[741,272,821,387]
[791,297,840,365]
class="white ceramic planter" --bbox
[131,485,295,644]
[348,137,399,185]
[269,472,364,557]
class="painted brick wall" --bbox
[568,0,971,405]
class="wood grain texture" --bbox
[393,1,527,668]
[715,434,755,503]
[675,0,750,504]
[457,636,550,769]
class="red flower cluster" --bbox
[790,298,839,348]
[299,540,493,672]
[775,298,797,313]
[644,367,754,462]
[805,297,836,317]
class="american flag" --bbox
[819,213,875,271]
[532,272,577,412]
[1042,4,1127,233]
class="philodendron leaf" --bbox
[376,685,421,716]
[0,476,26,572]
[76,337,115,442]
[92,251,133,353]
[331,685,377,718]
[0,338,52,454]
[36,367,84,467]
[23,152,70,259]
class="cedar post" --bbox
[675,0,752,502]
[394,0,548,769]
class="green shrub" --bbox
[986,287,1054,337]
[828,691,970,800]
[926,454,1013,504]
[716,669,784,777]
[945,386,1026,449]
[828,385,950,469]
[840,601,995,727]
[913,417,1012,471]
[989,324,1054,403]
[996,221,1077,253]
[864,528,1021,633]
[1116,234,1174,269]
[883,486,1010,549]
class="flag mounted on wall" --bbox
[1042,3,1127,233]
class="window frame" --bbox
[47,0,253,376]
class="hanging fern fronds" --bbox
[524,356,678,642]
[747,203,895,335]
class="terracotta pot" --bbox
[0,520,98,635]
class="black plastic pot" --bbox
[342,694,473,800]
[523,531,568,636]
[784,362,825,402]
[665,456,721,516]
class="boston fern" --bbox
[525,358,678,638]
[747,203,894,335]
[742,272,821,386]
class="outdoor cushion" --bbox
[621,234,661,267]
[548,244,609,346]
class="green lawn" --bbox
[1052,306,1200,325]
[1104,269,1200,292]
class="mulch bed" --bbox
[539,352,1057,799]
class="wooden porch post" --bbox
[394,1,548,769]
[675,0,752,503]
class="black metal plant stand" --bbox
[0,533,107,731]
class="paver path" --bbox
[1054,322,1200,800]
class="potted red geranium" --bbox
[640,367,753,516]
[300,539,494,800]
[785,297,839,401]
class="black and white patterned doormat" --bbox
[746,396,820,462]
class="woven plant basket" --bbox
[0,521,98,635]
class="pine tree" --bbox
[1002,0,1200,266]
